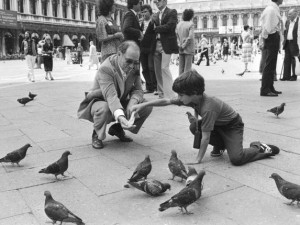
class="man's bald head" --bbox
[288,9,298,21]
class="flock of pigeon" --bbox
[0,91,291,224]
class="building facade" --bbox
[168,0,300,49]
[0,0,133,56]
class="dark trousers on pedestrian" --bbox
[261,32,280,94]
[197,48,209,66]
[189,114,268,166]
[78,54,83,65]
[140,52,157,92]
[283,41,296,80]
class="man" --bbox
[77,41,153,149]
[152,0,179,99]
[88,41,99,70]
[196,34,209,66]
[77,43,83,66]
[140,4,157,94]
[260,0,283,97]
[281,8,299,81]
[21,31,37,82]
[122,0,143,46]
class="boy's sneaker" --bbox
[259,143,280,155]
[210,147,225,157]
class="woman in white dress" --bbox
[88,41,99,70]
[237,25,253,76]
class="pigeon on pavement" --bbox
[186,166,198,186]
[28,92,37,99]
[44,191,85,225]
[17,97,33,106]
[221,69,225,74]
[128,155,152,182]
[0,144,32,166]
[128,179,171,196]
[159,170,206,214]
[168,150,188,181]
[267,103,286,118]
[270,173,300,205]
[186,112,197,124]
[39,151,71,180]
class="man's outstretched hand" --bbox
[118,116,136,131]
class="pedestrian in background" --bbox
[176,8,195,75]
[21,31,37,82]
[65,47,71,64]
[222,38,229,62]
[88,41,99,70]
[96,0,123,63]
[36,44,43,69]
[77,43,83,66]
[237,25,253,76]
[42,36,54,80]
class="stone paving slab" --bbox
[0,213,40,225]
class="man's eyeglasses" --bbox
[125,58,139,66]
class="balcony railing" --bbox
[17,13,95,28]
[195,26,261,34]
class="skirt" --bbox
[241,43,252,63]
[43,55,53,72]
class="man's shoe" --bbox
[92,131,104,149]
[108,123,133,142]
[290,76,297,81]
[272,90,282,94]
[210,147,225,157]
[260,92,278,97]
[259,143,280,155]
[153,91,158,95]
[280,78,290,81]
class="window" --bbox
[52,0,58,17]
[3,0,10,10]
[80,3,84,20]
[222,15,227,26]
[71,1,76,19]
[193,17,198,29]
[243,14,248,26]
[88,4,92,21]
[30,0,36,14]
[203,17,207,29]
[232,15,238,26]
[42,0,47,16]
[62,0,67,18]
[213,16,218,28]
[18,0,24,13]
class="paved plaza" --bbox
[0,54,300,225]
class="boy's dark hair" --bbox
[182,9,194,21]
[172,69,205,95]
[96,0,114,17]
[244,25,249,31]
[141,4,152,15]
[127,0,140,9]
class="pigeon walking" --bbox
[267,103,286,118]
[159,170,206,214]
[28,92,37,99]
[186,112,197,124]
[128,179,171,196]
[128,155,152,182]
[186,166,198,186]
[44,191,85,225]
[270,173,300,205]
[221,69,225,74]
[168,150,188,181]
[17,97,33,106]
[39,151,71,180]
[0,144,32,166]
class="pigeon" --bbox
[39,151,71,180]
[159,170,206,214]
[186,166,198,186]
[267,103,286,118]
[28,92,37,99]
[270,173,300,206]
[17,97,33,106]
[186,112,197,124]
[168,150,188,181]
[128,179,171,196]
[44,191,85,225]
[221,69,225,74]
[0,144,32,166]
[128,155,152,182]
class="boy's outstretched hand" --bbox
[129,104,143,115]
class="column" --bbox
[228,14,233,26]
[91,4,95,22]
[0,0,3,9]
[116,10,120,26]
[37,0,42,15]
[24,0,30,13]
[238,13,243,26]
[67,0,72,19]
[58,0,63,17]
[208,15,213,29]
[76,1,80,20]
[248,13,253,27]
[84,3,88,21]
[11,0,17,11]
[48,0,53,17]
[218,14,222,28]
[198,16,203,29]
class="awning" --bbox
[72,35,78,40]
[4,32,12,37]
[62,34,75,47]
[80,35,86,40]
[32,33,39,38]
[53,34,61,40]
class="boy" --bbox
[129,69,280,165]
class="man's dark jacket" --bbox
[122,10,143,46]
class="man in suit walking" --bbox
[122,0,143,46]
[77,41,153,149]
[152,0,179,99]
[281,8,299,81]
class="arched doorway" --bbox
[53,34,61,47]
[80,35,87,50]
[72,34,78,47]
[4,32,14,55]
